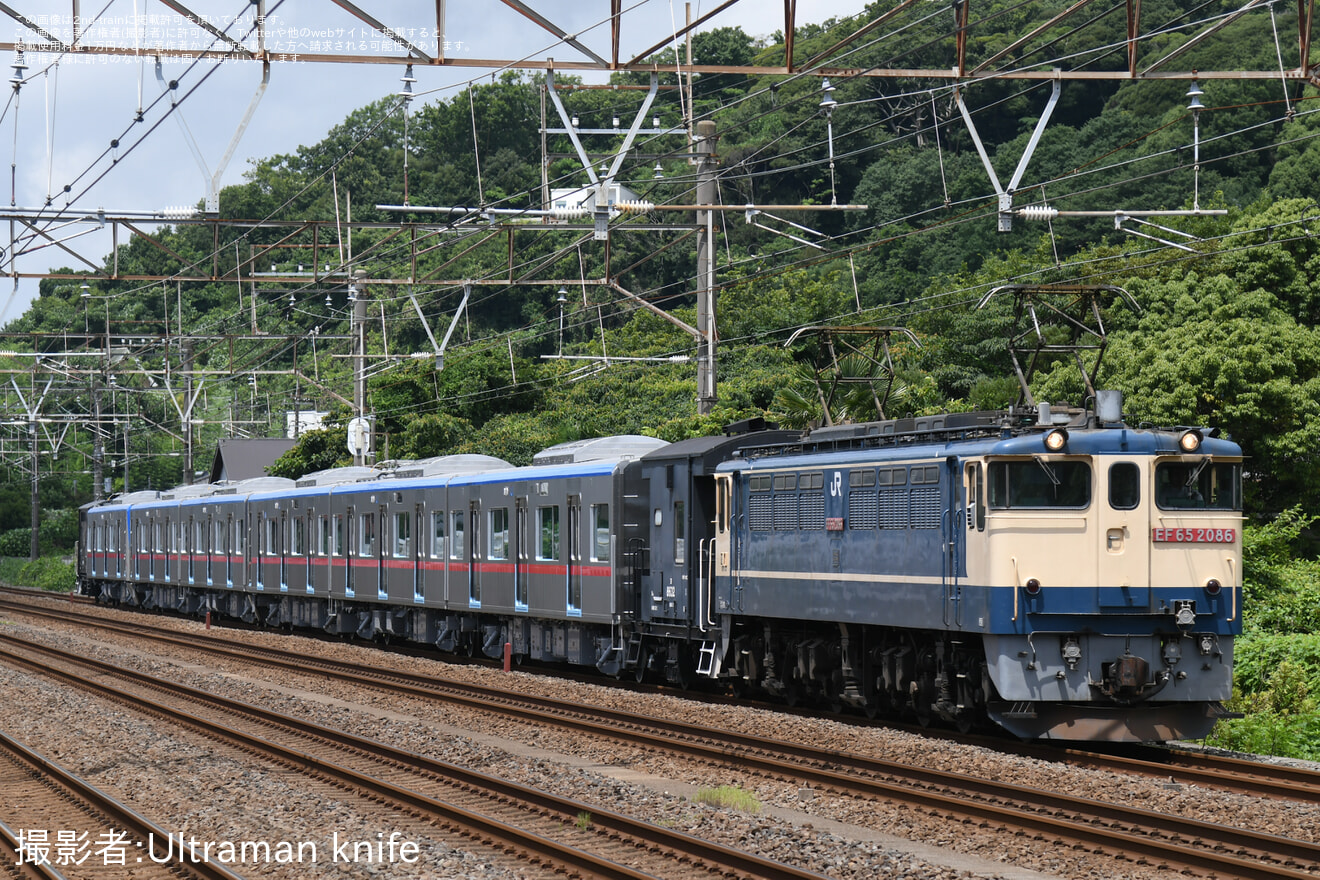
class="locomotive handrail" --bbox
[1226,556,1237,622]
[703,537,718,630]
[1011,555,1020,622]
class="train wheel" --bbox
[633,650,649,683]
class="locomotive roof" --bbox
[722,420,1241,471]
[640,430,802,468]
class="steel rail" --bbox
[0,730,243,880]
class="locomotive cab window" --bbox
[1109,462,1141,510]
[1155,461,1241,510]
[988,459,1091,509]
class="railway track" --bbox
[0,630,831,880]
[3,592,1317,804]
[0,727,242,880]
[4,590,1320,879]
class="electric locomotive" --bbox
[708,390,1242,741]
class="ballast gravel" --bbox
[1,592,1317,880]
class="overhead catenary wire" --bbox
[5,1,1312,445]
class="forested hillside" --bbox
[3,1,1320,752]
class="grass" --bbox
[0,556,75,592]
[694,785,761,813]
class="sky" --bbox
[0,0,867,322]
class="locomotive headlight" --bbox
[1179,429,1202,453]
[1043,428,1068,452]
[1024,577,1042,596]
[1205,578,1222,596]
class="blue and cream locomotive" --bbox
[79,390,1242,742]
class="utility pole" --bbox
[182,338,194,485]
[695,119,719,414]
[28,410,38,561]
[91,372,104,501]
[351,269,368,467]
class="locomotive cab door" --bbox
[1097,458,1151,607]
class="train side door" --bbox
[1097,459,1151,607]
[413,503,424,603]
[468,499,481,607]
[345,506,356,598]
[514,497,529,611]
[943,457,962,627]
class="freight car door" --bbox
[1097,458,1151,607]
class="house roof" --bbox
[209,438,297,483]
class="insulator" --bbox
[162,206,197,219]
[1019,205,1058,221]
[551,206,590,220]
[613,200,654,214]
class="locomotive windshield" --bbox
[1155,460,1241,510]
[988,459,1091,509]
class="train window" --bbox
[591,504,610,562]
[1109,463,1141,510]
[966,463,985,531]
[773,474,795,491]
[450,512,465,560]
[319,516,330,556]
[292,516,305,556]
[431,511,445,558]
[394,511,411,558]
[538,506,560,561]
[749,474,771,493]
[910,465,940,485]
[674,501,686,564]
[849,470,876,488]
[359,513,375,556]
[333,515,345,556]
[264,515,277,556]
[878,468,908,487]
[988,460,1092,509]
[1155,461,1241,511]
[489,508,509,560]
[800,473,824,491]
